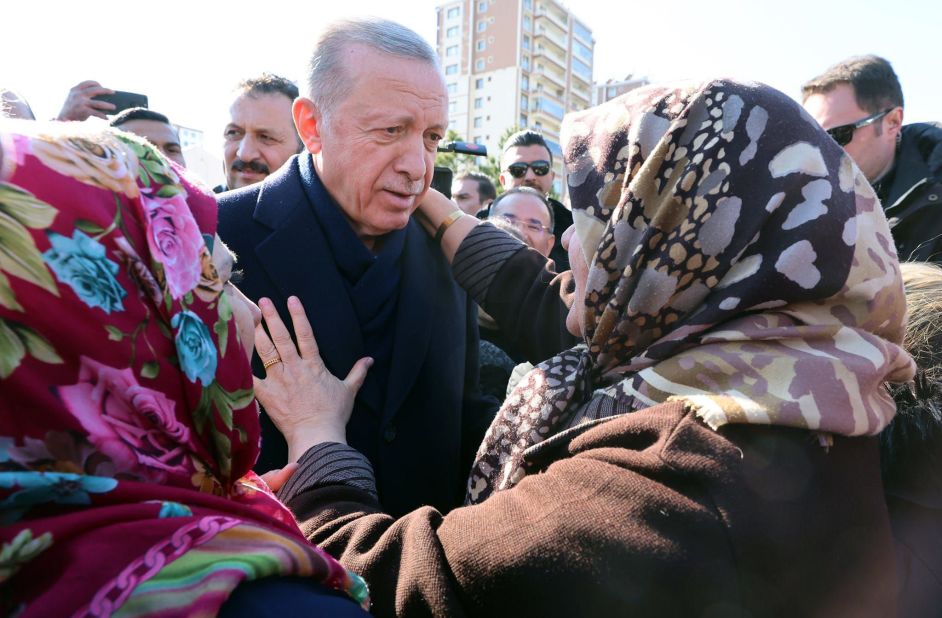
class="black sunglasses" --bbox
[826,108,893,147]
[505,160,551,178]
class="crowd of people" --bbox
[1,15,940,618]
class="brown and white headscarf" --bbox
[467,78,915,504]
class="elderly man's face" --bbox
[298,45,448,244]
[119,119,186,167]
[224,92,299,189]
[500,144,555,195]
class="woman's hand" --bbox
[253,296,372,463]
[414,188,479,263]
[259,463,298,492]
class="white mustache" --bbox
[385,183,424,196]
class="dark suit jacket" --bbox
[218,155,496,515]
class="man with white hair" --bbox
[218,18,495,516]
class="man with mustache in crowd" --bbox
[218,18,497,517]
[216,73,304,192]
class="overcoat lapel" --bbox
[382,220,435,423]
[250,159,380,413]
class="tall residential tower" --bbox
[435,0,594,194]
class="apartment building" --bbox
[435,0,594,195]
[594,74,650,105]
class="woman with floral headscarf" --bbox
[257,79,914,617]
[0,121,370,616]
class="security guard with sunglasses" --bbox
[802,55,942,263]
[497,130,573,270]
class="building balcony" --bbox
[534,65,567,90]
[532,115,561,139]
[533,96,566,121]
[533,45,566,72]
[535,3,569,32]
[534,27,567,56]
[531,82,565,106]
[570,83,591,104]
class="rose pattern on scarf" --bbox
[29,133,140,198]
[0,121,369,616]
[43,230,126,314]
[171,310,218,386]
[59,357,191,480]
[142,192,204,300]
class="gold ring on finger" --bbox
[263,357,283,370]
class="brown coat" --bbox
[288,402,897,617]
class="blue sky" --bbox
[4,0,938,143]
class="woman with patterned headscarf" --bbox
[258,78,915,617]
[0,121,370,616]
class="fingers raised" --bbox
[287,296,320,360]
[254,321,279,370]
[259,297,299,362]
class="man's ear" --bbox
[498,171,510,189]
[887,106,904,138]
[293,97,323,154]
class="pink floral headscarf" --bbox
[0,121,367,616]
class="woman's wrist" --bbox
[286,425,347,463]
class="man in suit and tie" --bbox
[218,18,496,516]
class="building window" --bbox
[475,58,485,71]
[536,96,565,120]
[521,55,530,71]
[477,21,486,32]
[573,40,592,62]
[521,75,529,90]
[447,82,457,94]
[446,64,458,75]
[522,15,531,32]
[534,121,542,130]
[476,40,485,51]
[446,26,459,38]
[446,45,458,57]
[573,21,592,42]
[447,6,460,19]
[572,57,592,81]
[448,100,457,113]
[474,117,483,128]
[478,1,486,12]
[522,35,530,50]
[475,78,484,89]
[607,86,617,98]
[474,97,483,109]
[523,0,532,9]
[474,136,484,145]
[520,114,528,128]
[521,94,529,111]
